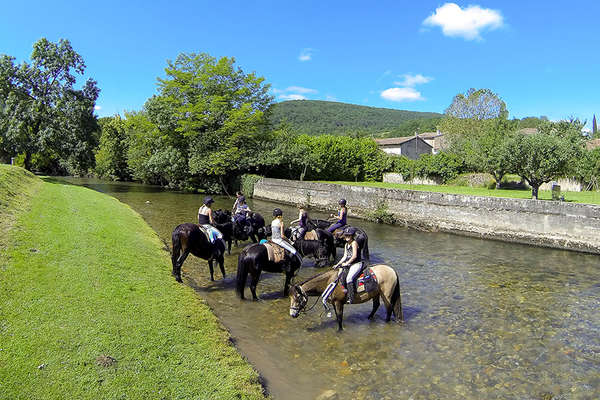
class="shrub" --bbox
[366,201,396,225]
[240,174,263,198]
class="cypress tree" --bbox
[593,114,598,137]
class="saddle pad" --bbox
[197,224,212,242]
[304,230,318,241]
[357,268,378,293]
[263,242,286,263]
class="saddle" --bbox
[340,263,377,294]
[303,230,318,241]
[262,241,286,263]
[197,224,213,243]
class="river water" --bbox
[64,178,599,400]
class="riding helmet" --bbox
[273,208,283,217]
[338,199,347,206]
[204,196,214,205]
[342,226,356,236]
[239,196,246,203]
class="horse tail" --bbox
[236,249,249,298]
[391,269,403,322]
[362,234,370,261]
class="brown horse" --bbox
[289,264,402,330]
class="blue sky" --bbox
[1,1,599,127]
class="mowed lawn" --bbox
[323,181,600,205]
[0,165,267,400]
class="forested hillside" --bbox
[269,100,442,137]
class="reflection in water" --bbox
[63,178,600,400]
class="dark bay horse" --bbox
[308,219,370,261]
[284,227,335,267]
[236,243,302,300]
[289,265,402,330]
[213,210,266,247]
[171,223,226,283]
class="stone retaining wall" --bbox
[253,178,600,254]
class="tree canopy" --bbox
[0,38,99,173]
[445,88,508,120]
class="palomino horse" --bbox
[308,219,370,261]
[285,227,336,267]
[171,223,226,283]
[236,243,302,300]
[289,265,402,330]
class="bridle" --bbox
[290,286,319,315]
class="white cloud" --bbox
[298,48,314,62]
[380,87,424,102]
[286,86,317,94]
[94,105,102,111]
[280,94,307,101]
[423,3,503,40]
[395,74,433,87]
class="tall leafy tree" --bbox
[445,88,508,120]
[155,53,272,190]
[0,38,99,172]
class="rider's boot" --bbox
[346,282,355,304]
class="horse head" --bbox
[289,285,307,318]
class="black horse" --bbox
[308,219,370,261]
[236,243,302,300]
[213,209,266,247]
[171,223,226,283]
[284,227,335,267]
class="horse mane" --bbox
[298,270,334,286]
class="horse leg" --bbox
[218,255,226,279]
[334,300,344,331]
[208,259,215,281]
[250,232,257,243]
[249,269,261,301]
[368,296,380,320]
[174,249,190,283]
[227,239,232,255]
[283,271,292,297]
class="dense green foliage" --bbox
[0,38,99,174]
[268,100,441,136]
[506,120,585,198]
[240,174,263,198]
[0,166,267,400]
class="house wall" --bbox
[381,147,403,155]
[399,138,433,160]
[253,178,600,254]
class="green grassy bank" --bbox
[323,181,600,205]
[0,165,267,400]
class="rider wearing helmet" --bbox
[290,204,309,240]
[271,208,302,264]
[327,199,347,233]
[332,226,361,304]
[233,195,252,225]
[198,196,224,243]
[231,191,243,214]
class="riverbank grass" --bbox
[0,165,266,399]
[323,180,600,205]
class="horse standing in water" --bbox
[284,227,336,267]
[289,265,402,330]
[213,209,266,250]
[308,219,370,261]
[171,223,226,283]
[236,243,302,300]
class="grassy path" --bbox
[0,165,266,400]
[323,180,600,205]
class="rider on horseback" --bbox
[332,226,362,304]
[198,197,224,243]
[327,199,347,233]
[271,208,303,265]
[290,204,309,240]
[233,196,252,233]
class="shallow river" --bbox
[65,178,599,400]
